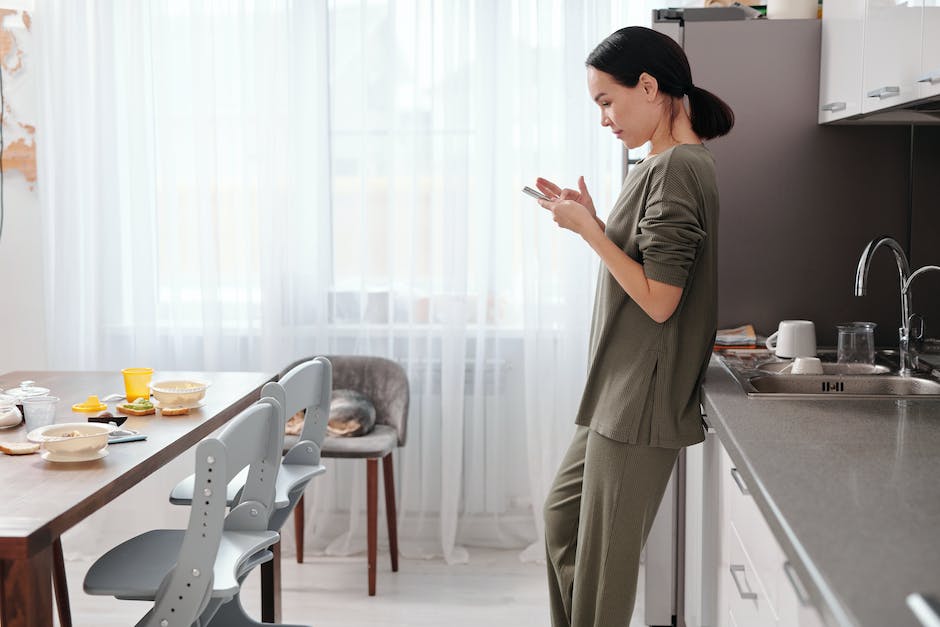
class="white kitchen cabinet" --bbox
[921,3,940,99]
[819,0,867,122]
[820,0,937,122]
[684,414,720,627]
[778,559,829,627]
[712,441,825,627]
[861,0,923,113]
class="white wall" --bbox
[0,1,45,372]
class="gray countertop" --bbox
[702,356,940,627]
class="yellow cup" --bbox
[122,368,154,402]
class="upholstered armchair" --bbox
[283,355,409,596]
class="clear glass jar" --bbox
[836,322,877,365]
[3,380,51,403]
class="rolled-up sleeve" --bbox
[636,165,705,288]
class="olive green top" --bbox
[574,143,718,448]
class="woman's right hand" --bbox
[536,176,596,218]
[536,175,604,231]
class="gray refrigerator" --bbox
[641,9,922,627]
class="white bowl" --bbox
[28,422,116,457]
[149,379,211,408]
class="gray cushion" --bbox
[319,424,398,459]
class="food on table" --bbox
[160,406,191,416]
[117,397,156,416]
[0,441,40,455]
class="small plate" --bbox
[41,448,109,463]
[153,399,207,411]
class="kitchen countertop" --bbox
[702,356,940,627]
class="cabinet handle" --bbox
[729,564,758,600]
[907,594,940,627]
[730,467,750,495]
[917,71,940,85]
[821,101,846,112]
[700,403,717,434]
[783,561,812,606]
[866,86,900,99]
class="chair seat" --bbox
[84,529,278,601]
[287,424,397,459]
[170,463,326,509]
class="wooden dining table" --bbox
[0,369,277,627]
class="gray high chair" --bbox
[168,356,331,622]
[83,396,288,627]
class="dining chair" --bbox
[286,354,409,596]
[168,356,331,622]
[83,396,292,627]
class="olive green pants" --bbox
[544,426,679,627]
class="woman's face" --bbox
[587,66,659,149]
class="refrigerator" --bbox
[640,8,923,627]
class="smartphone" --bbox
[522,185,550,201]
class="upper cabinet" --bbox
[820,0,940,123]
[921,3,940,99]
[861,0,923,113]
[819,0,866,122]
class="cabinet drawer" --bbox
[778,560,827,627]
[720,446,786,618]
[718,442,826,626]
[726,520,777,627]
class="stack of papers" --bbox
[715,324,758,349]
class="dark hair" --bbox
[586,26,734,140]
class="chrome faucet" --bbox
[902,265,940,356]
[854,236,915,375]
[903,265,940,294]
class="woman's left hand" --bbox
[539,195,603,239]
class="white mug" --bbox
[791,356,823,375]
[767,0,818,19]
[766,320,817,359]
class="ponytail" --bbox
[687,85,734,140]
[587,27,735,140]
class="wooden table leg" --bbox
[52,538,72,627]
[260,539,282,623]
[1,546,55,627]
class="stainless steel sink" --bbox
[747,374,940,398]
[756,361,890,375]
[716,349,940,400]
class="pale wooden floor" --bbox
[64,547,646,626]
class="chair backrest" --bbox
[326,355,410,446]
[260,356,331,534]
[141,398,284,627]
[264,355,332,464]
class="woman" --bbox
[537,26,734,627]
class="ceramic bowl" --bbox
[149,380,211,408]
[27,422,116,457]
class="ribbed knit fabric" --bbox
[544,427,679,627]
[574,143,718,448]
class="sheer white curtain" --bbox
[35,0,640,564]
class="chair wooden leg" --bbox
[52,537,73,627]
[382,453,399,572]
[261,538,281,623]
[294,494,305,564]
[367,458,378,596]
